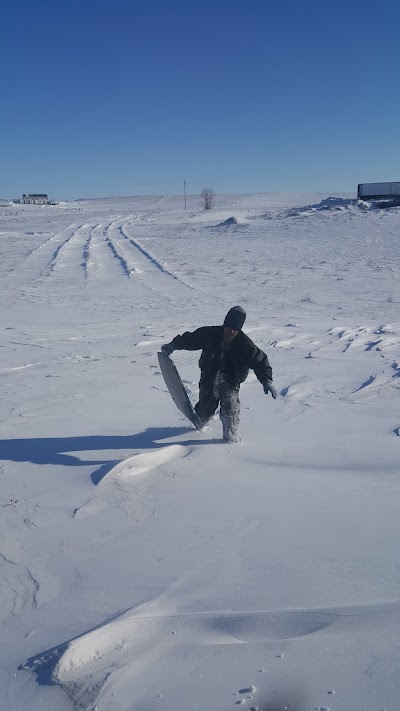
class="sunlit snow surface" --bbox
[1,193,399,711]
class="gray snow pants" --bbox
[194,378,240,438]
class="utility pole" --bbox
[184,180,187,210]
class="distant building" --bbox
[0,198,10,206]
[22,193,49,205]
[13,193,58,205]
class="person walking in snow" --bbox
[161,306,276,442]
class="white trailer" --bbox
[358,182,400,199]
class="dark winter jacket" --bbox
[172,326,272,388]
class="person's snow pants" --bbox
[195,378,240,438]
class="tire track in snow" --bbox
[105,220,146,276]
[81,223,110,280]
[29,217,195,287]
[45,223,121,280]
[119,221,193,288]
[21,224,80,265]
[43,224,91,278]
[82,222,132,280]
[103,225,133,277]
[81,228,93,279]
[82,223,108,279]
[5,224,80,283]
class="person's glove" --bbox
[263,380,277,399]
[161,342,176,356]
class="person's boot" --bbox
[222,421,240,443]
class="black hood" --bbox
[223,306,246,330]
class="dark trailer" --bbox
[358,182,400,199]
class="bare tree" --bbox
[201,187,215,210]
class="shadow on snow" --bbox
[0,427,222,484]
[0,427,188,481]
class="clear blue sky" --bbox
[1,0,400,200]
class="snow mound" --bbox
[358,197,400,210]
[215,215,249,227]
[285,196,355,217]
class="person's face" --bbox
[223,326,239,342]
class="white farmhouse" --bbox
[22,193,49,205]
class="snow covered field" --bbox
[0,193,399,711]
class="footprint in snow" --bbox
[239,686,257,694]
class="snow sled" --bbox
[157,351,202,430]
